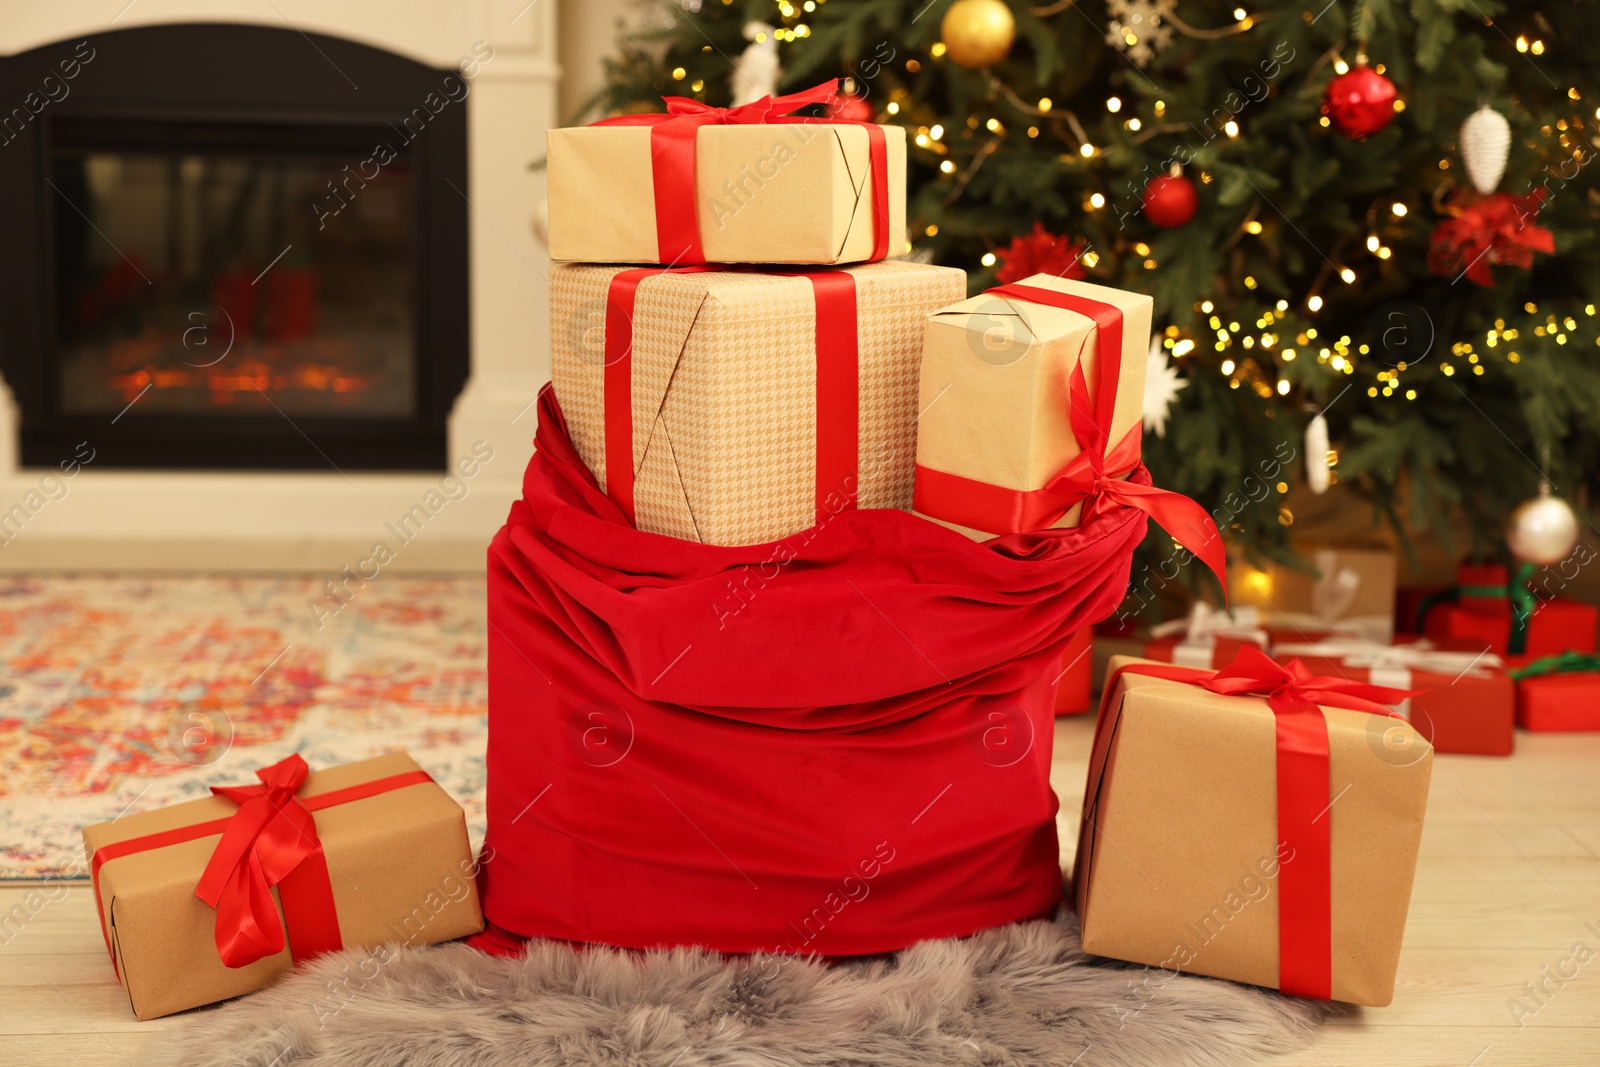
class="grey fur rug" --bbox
[163,909,1337,1067]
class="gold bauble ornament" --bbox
[941,0,1016,69]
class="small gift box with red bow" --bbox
[1419,561,1599,657]
[552,260,965,545]
[1270,637,1513,756]
[1505,651,1600,731]
[82,752,484,1020]
[912,274,1226,587]
[547,81,906,266]
[1076,649,1431,1006]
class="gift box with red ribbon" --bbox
[1419,561,1599,656]
[82,752,483,1020]
[1270,637,1513,756]
[551,260,965,546]
[1506,651,1600,731]
[1076,649,1431,1006]
[547,81,905,266]
[911,274,1227,591]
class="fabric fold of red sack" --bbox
[476,388,1155,956]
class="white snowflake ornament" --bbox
[1107,0,1176,68]
[1144,337,1187,438]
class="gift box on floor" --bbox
[83,752,483,1020]
[1142,603,1270,668]
[1506,652,1600,731]
[1075,651,1431,1006]
[1231,545,1397,642]
[551,260,965,546]
[547,82,905,266]
[1270,637,1513,755]
[913,275,1150,540]
[1055,626,1094,715]
[1420,562,1599,656]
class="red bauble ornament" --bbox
[1142,174,1198,229]
[1323,64,1398,138]
[829,93,874,123]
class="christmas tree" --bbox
[587,0,1600,601]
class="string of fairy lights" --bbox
[665,1,1597,410]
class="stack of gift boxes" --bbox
[80,82,1510,1019]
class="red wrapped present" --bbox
[1054,627,1094,715]
[1420,562,1598,656]
[1143,603,1269,668]
[1506,652,1600,732]
[1271,637,1512,756]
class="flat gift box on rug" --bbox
[546,87,906,265]
[83,752,483,1020]
[550,260,965,546]
[1075,653,1431,1006]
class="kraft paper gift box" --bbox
[550,260,966,546]
[83,751,483,1020]
[1231,545,1397,642]
[1270,637,1513,756]
[1505,653,1600,731]
[1075,654,1432,1006]
[913,274,1151,540]
[546,96,906,266]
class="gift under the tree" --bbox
[547,81,905,266]
[1231,545,1397,641]
[1054,626,1094,714]
[1142,603,1270,668]
[551,260,965,545]
[911,274,1226,586]
[1420,562,1599,656]
[1076,650,1431,1006]
[1270,637,1512,756]
[82,752,483,1020]
[1506,652,1600,731]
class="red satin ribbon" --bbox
[912,284,1227,592]
[593,80,890,264]
[89,757,435,974]
[602,267,860,531]
[1104,646,1424,999]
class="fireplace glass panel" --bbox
[52,141,416,418]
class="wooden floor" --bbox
[3,717,1597,1065]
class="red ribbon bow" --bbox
[1109,646,1424,998]
[193,754,343,968]
[913,283,1228,593]
[592,80,890,265]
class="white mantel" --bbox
[0,0,558,570]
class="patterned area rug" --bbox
[0,573,488,880]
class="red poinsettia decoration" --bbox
[993,223,1087,284]
[1427,189,1554,288]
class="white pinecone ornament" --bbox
[1460,106,1511,196]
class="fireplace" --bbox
[0,23,469,471]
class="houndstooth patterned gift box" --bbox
[551,260,967,546]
